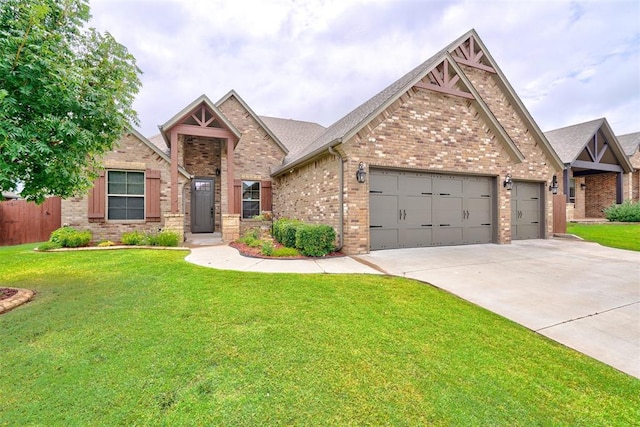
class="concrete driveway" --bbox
[357,239,640,378]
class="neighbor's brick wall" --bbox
[585,173,617,218]
[630,151,640,202]
[61,133,188,242]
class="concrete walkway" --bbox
[185,239,640,378]
[185,245,383,275]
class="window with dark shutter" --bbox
[145,169,161,222]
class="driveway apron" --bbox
[358,239,640,378]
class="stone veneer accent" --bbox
[61,133,188,243]
[163,214,185,242]
[222,214,240,242]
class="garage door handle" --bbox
[403,209,406,220]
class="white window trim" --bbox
[106,170,146,222]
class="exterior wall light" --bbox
[356,162,367,184]
[549,175,558,194]
[503,173,513,191]
[580,182,586,190]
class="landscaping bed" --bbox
[229,240,344,259]
[0,287,18,301]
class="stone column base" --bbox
[222,214,240,243]
[164,213,185,243]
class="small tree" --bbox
[0,0,142,202]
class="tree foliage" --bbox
[0,0,141,202]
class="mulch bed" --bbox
[229,241,344,259]
[0,288,18,301]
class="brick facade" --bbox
[274,65,557,255]
[584,173,617,218]
[61,133,188,243]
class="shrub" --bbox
[604,200,640,222]
[272,247,299,257]
[37,241,61,251]
[238,229,260,246]
[273,218,301,247]
[121,231,147,246]
[148,231,180,247]
[295,224,336,257]
[261,241,274,256]
[49,226,92,248]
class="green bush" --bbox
[121,231,147,246]
[148,231,180,247]
[238,229,261,247]
[261,241,274,256]
[37,241,61,251]
[295,224,336,257]
[604,200,640,222]
[272,247,299,257]
[273,218,302,247]
[49,226,92,248]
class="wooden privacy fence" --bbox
[0,197,61,246]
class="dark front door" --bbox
[191,178,214,233]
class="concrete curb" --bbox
[0,288,34,314]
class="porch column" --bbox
[171,131,179,213]
[617,172,623,204]
[226,137,236,213]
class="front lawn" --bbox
[0,245,638,425]
[567,223,640,251]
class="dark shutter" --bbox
[233,179,241,215]
[145,169,161,222]
[88,171,105,222]
[261,180,272,212]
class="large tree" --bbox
[0,0,141,202]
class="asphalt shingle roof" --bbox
[617,131,640,156]
[259,116,326,157]
[544,118,604,164]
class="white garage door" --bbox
[369,169,494,250]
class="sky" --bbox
[88,0,640,138]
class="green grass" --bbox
[1,244,638,425]
[567,223,640,251]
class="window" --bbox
[242,181,260,219]
[107,171,144,220]
[569,178,576,203]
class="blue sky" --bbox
[89,0,640,137]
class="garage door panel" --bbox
[370,195,398,228]
[369,169,494,250]
[370,172,398,194]
[404,175,432,196]
[434,226,464,246]
[512,182,541,240]
[370,229,398,250]
[434,176,463,196]
[434,197,463,226]
[464,226,492,244]
[400,227,432,247]
[404,195,432,226]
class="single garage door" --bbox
[370,169,494,250]
[511,181,542,240]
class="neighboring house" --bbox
[61,29,565,254]
[618,131,640,202]
[545,118,635,220]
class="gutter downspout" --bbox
[328,146,344,251]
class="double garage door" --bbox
[369,169,494,250]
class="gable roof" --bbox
[158,94,241,147]
[617,131,640,156]
[259,116,326,156]
[544,118,634,173]
[216,90,289,154]
[272,29,563,176]
[128,128,191,178]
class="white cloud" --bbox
[88,0,640,136]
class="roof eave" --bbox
[271,138,343,177]
[128,127,192,179]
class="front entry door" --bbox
[191,178,214,233]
